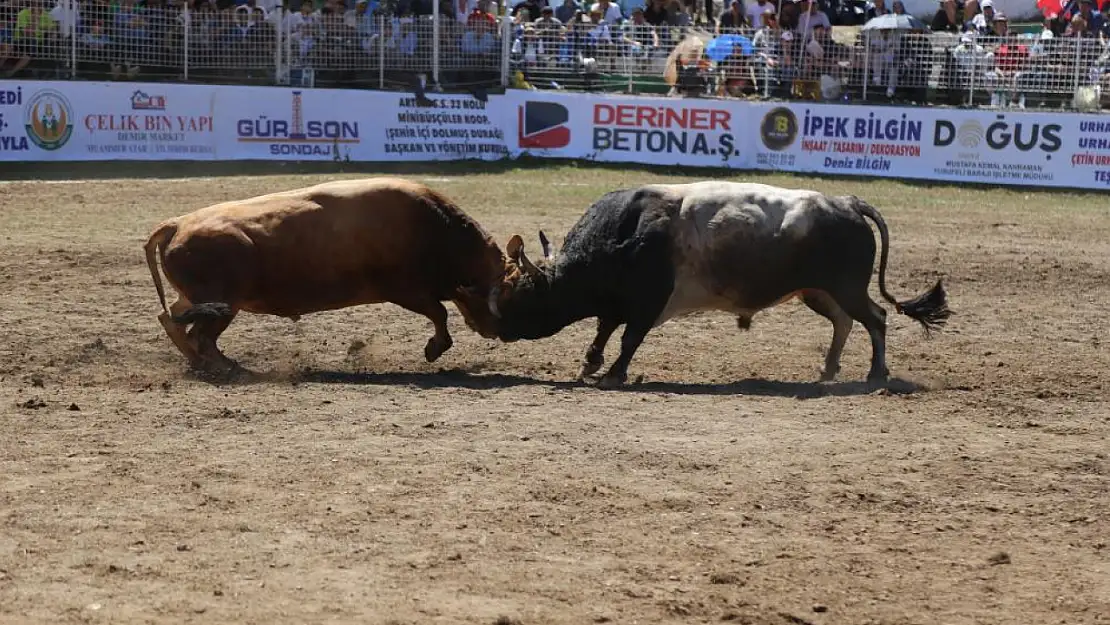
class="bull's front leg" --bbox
[597,322,652,390]
[579,318,620,380]
[396,298,453,362]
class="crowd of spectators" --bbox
[2,0,1109,107]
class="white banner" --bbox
[505,90,747,169]
[1,81,215,161]
[747,102,1072,188]
[4,80,1110,193]
[216,86,510,162]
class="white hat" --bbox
[981,0,993,8]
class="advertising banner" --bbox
[748,102,1079,189]
[3,80,1109,194]
[1,81,216,161]
[215,86,511,162]
[504,90,748,169]
[751,103,928,176]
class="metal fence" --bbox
[5,1,1109,112]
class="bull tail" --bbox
[850,197,953,336]
[144,221,178,315]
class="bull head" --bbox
[487,232,555,318]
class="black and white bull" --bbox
[488,181,952,389]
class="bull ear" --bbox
[506,234,525,261]
[538,230,555,262]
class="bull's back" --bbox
[664,183,874,312]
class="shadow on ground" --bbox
[208,366,926,398]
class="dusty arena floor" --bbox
[1,163,1108,625]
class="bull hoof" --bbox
[579,359,603,379]
[819,368,839,383]
[597,373,627,390]
[424,336,452,362]
[866,369,890,386]
[736,314,753,330]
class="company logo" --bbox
[934,116,1061,156]
[237,91,360,156]
[131,90,166,110]
[24,89,74,151]
[518,101,570,149]
[760,106,797,151]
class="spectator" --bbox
[284,0,320,65]
[512,0,544,20]
[462,7,498,54]
[642,0,666,25]
[754,10,792,96]
[664,0,690,26]
[533,5,566,47]
[965,0,993,36]
[80,15,113,66]
[935,0,978,33]
[111,0,151,79]
[891,0,906,13]
[716,0,744,33]
[512,5,532,39]
[557,10,589,63]
[621,5,656,64]
[512,23,541,66]
[950,30,990,95]
[554,0,579,22]
[865,27,896,96]
[585,6,611,47]
[348,0,381,54]
[795,0,830,39]
[866,0,890,20]
[1075,0,1103,34]
[985,12,1029,106]
[590,0,621,24]
[747,0,773,29]
[467,0,497,27]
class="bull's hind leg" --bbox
[580,318,620,380]
[834,289,889,383]
[394,297,453,363]
[187,309,239,374]
[801,290,854,382]
[158,296,203,368]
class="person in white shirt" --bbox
[590,0,623,24]
[746,0,774,29]
[794,0,831,39]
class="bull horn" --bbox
[488,286,501,318]
[507,234,543,277]
[538,230,556,262]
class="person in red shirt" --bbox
[467,0,497,28]
[987,13,1030,107]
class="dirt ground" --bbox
[1,163,1108,625]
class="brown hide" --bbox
[145,177,508,341]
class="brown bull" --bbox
[143,177,508,374]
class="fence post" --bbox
[183,4,190,81]
[967,51,976,107]
[862,34,870,101]
[274,7,284,84]
[69,0,77,78]
[1072,35,1082,110]
[379,14,386,90]
[500,15,511,87]
[432,4,441,90]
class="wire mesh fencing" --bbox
[3,2,1109,112]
